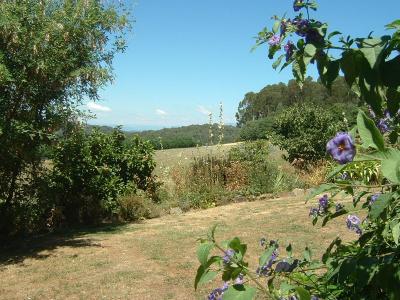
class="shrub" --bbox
[117,192,160,222]
[47,126,156,226]
[271,103,345,164]
[229,141,303,194]
[239,117,274,141]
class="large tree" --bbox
[0,0,130,233]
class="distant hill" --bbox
[86,124,240,150]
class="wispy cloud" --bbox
[87,101,112,112]
[197,105,211,115]
[155,109,168,116]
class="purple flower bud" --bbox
[208,283,229,300]
[293,0,303,11]
[377,119,390,133]
[234,273,244,285]
[369,193,380,205]
[280,19,290,35]
[326,132,356,164]
[222,249,235,264]
[268,34,281,46]
[309,207,319,217]
[305,29,323,44]
[319,194,328,210]
[256,250,278,276]
[335,203,344,212]
[341,172,349,180]
[284,40,295,61]
[293,18,310,37]
[346,215,362,235]
[368,106,376,119]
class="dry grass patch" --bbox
[0,195,355,299]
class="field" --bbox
[0,145,355,300]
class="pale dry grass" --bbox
[0,195,355,300]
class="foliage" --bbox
[0,0,130,235]
[235,76,360,127]
[195,1,400,299]
[117,192,160,222]
[229,141,303,194]
[135,124,240,150]
[47,126,156,226]
[271,103,346,164]
[238,117,274,141]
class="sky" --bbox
[86,0,400,130]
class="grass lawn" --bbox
[0,195,355,299]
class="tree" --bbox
[0,0,130,234]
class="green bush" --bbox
[239,117,274,141]
[271,103,345,164]
[48,126,156,225]
[117,192,160,222]
[229,141,303,194]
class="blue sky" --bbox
[87,0,400,130]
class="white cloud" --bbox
[87,101,112,112]
[197,105,211,115]
[155,109,168,116]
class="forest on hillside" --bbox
[236,76,360,126]
[87,124,240,149]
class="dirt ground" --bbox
[0,195,355,300]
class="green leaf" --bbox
[280,282,295,293]
[386,19,400,29]
[359,38,385,69]
[272,54,285,70]
[306,183,337,202]
[381,149,400,183]
[222,285,257,300]
[392,222,400,245]
[328,31,342,39]
[259,244,277,267]
[197,242,214,266]
[369,193,393,220]
[357,110,385,150]
[295,286,311,300]
[304,43,316,57]
[194,265,218,290]
[272,20,280,34]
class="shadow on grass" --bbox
[0,223,130,267]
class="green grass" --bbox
[0,195,355,299]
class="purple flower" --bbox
[222,249,235,264]
[268,34,281,46]
[384,109,391,119]
[341,172,349,180]
[377,118,390,133]
[326,132,356,164]
[319,194,328,210]
[208,282,229,300]
[305,29,323,44]
[346,215,362,235]
[369,193,380,205]
[284,40,295,61]
[234,273,244,285]
[309,207,319,217]
[293,0,303,11]
[293,18,310,37]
